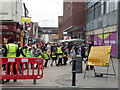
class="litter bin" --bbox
[76,56,82,73]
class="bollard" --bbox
[72,57,76,86]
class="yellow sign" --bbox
[88,46,111,67]
[21,17,31,23]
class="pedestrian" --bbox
[18,41,26,74]
[51,49,57,66]
[74,42,79,55]
[26,45,33,69]
[1,45,5,84]
[4,37,19,83]
[41,43,46,52]
[63,47,68,65]
[69,46,76,64]
[43,49,50,67]
[85,40,94,70]
[68,42,73,55]
[34,46,44,69]
[81,44,86,61]
[57,44,63,67]
[47,43,51,56]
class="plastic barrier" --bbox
[0,57,44,84]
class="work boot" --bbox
[5,79,10,83]
[13,79,17,83]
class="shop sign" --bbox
[0,25,8,30]
[21,17,31,23]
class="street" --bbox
[1,58,118,88]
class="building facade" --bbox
[39,27,58,42]
[58,1,86,40]
[86,0,118,57]
[0,0,23,44]
[0,21,22,44]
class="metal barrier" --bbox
[0,57,44,84]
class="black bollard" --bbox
[72,57,76,86]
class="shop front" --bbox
[86,25,117,57]
[0,22,21,44]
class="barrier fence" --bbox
[0,57,44,84]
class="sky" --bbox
[23,0,63,27]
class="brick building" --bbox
[58,1,86,40]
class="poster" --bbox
[88,46,111,67]
[104,32,116,57]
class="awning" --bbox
[64,25,84,32]
[59,39,85,42]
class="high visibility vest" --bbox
[57,47,63,53]
[23,48,27,55]
[38,52,43,58]
[6,43,18,57]
[44,52,49,59]
[86,50,88,56]
[52,52,56,58]
[26,50,31,57]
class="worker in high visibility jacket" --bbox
[57,44,63,66]
[4,37,20,83]
[18,41,26,74]
[26,45,33,69]
[34,46,44,69]
[51,50,57,66]
[43,49,50,67]
[63,47,68,65]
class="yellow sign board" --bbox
[21,17,31,23]
[88,46,111,67]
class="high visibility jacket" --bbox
[26,50,31,57]
[86,50,88,56]
[23,48,27,55]
[52,52,56,58]
[44,52,49,60]
[57,47,63,54]
[6,43,18,57]
[38,52,43,58]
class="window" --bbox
[87,6,94,22]
[106,0,110,13]
[101,0,104,15]
[114,0,118,10]
[94,2,101,19]
[104,0,117,14]
[101,4,104,15]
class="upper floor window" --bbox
[94,2,101,19]
[104,0,117,14]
